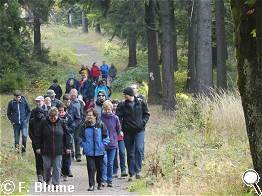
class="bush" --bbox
[174,70,188,92]
[50,48,78,65]
[0,72,28,93]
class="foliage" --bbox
[174,70,188,92]
[0,72,28,93]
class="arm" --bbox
[115,116,121,135]
[25,100,31,121]
[28,119,34,142]
[142,101,150,125]
[116,102,124,125]
[62,122,72,150]
[7,101,13,123]
[34,120,43,151]
[101,123,110,146]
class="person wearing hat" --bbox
[48,79,63,100]
[116,87,150,181]
[7,90,31,154]
[30,96,45,120]
[46,89,62,109]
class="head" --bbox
[97,90,106,103]
[102,100,113,115]
[44,97,51,106]
[86,108,98,124]
[80,72,87,80]
[123,87,135,101]
[92,62,97,67]
[35,108,45,119]
[70,88,78,101]
[63,94,71,108]
[111,64,115,68]
[102,79,107,86]
[58,103,66,116]
[98,80,104,86]
[102,60,106,64]
[35,96,44,107]
[48,107,59,123]
[111,99,119,112]
[53,79,58,84]
[46,89,56,100]
[130,84,139,96]
[13,90,22,102]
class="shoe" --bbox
[128,176,135,182]
[87,186,94,191]
[37,175,44,183]
[136,172,142,179]
[112,174,118,178]
[63,175,68,181]
[68,170,73,177]
[107,182,113,187]
[121,173,128,177]
[97,184,102,190]
[76,156,81,162]
[101,182,105,187]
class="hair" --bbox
[53,79,58,83]
[102,100,113,110]
[130,83,139,89]
[98,80,104,85]
[111,99,119,104]
[70,88,78,96]
[44,97,51,102]
[48,107,59,117]
[58,103,66,108]
[97,90,106,96]
[86,108,98,119]
[63,94,70,101]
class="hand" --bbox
[36,149,41,154]
[66,149,71,154]
[120,131,124,137]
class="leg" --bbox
[86,156,96,187]
[74,130,81,160]
[51,155,62,185]
[113,148,118,175]
[118,140,127,175]
[95,155,104,186]
[21,122,27,152]
[42,155,52,184]
[101,152,107,183]
[134,131,145,174]
[33,148,43,176]
[13,124,20,148]
[124,134,136,177]
[106,149,116,183]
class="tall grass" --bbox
[138,90,252,195]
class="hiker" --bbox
[65,73,80,93]
[58,103,75,181]
[90,62,100,84]
[130,84,146,101]
[79,64,90,78]
[100,61,109,81]
[69,89,82,162]
[35,107,72,187]
[116,87,150,181]
[43,97,51,116]
[78,108,109,191]
[94,79,111,100]
[79,74,96,110]
[112,99,127,178]
[29,106,45,182]
[30,96,45,120]
[48,79,63,100]
[95,90,107,118]
[79,72,88,88]
[108,64,117,83]
[46,89,62,108]
[7,90,31,154]
[100,100,121,187]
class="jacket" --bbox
[7,96,31,125]
[79,121,110,156]
[94,85,111,99]
[49,84,63,100]
[100,113,121,149]
[116,97,150,134]
[65,78,80,93]
[109,66,117,78]
[100,64,109,76]
[35,118,72,157]
[90,65,101,77]
[80,79,95,101]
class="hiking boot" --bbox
[128,176,135,182]
[112,174,118,178]
[76,156,81,162]
[107,182,113,187]
[97,184,102,190]
[121,173,128,177]
[37,175,44,183]
[101,182,105,187]
[68,170,73,177]
[87,186,94,191]
[63,175,68,181]
[136,172,142,179]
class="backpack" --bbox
[91,66,100,77]
[100,65,109,75]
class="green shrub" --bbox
[0,72,28,93]
[174,70,187,92]
[50,48,78,65]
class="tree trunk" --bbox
[33,15,41,55]
[215,0,227,90]
[82,11,88,33]
[128,0,137,67]
[68,11,73,27]
[186,0,197,93]
[196,0,213,95]
[95,23,101,34]
[158,0,176,110]
[231,0,262,186]
[145,0,162,104]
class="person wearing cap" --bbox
[116,87,150,181]
[29,105,46,182]
[46,89,62,108]
[48,79,63,100]
[7,90,31,154]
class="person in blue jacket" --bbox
[7,90,31,154]
[100,61,109,81]
[78,108,110,191]
[94,79,111,100]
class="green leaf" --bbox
[250,29,256,38]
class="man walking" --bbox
[7,90,31,154]
[116,87,150,181]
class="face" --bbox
[35,100,43,107]
[44,99,51,106]
[131,85,138,94]
[103,80,106,85]
[58,107,65,115]
[123,94,133,101]
[113,103,118,111]
[98,93,106,102]
[70,94,77,101]
[49,115,58,123]
[81,74,86,80]
[86,111,96,123]
[63,99,71,107]
[14,95,21,102]
[103,106,112,115]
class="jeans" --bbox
[124,131,144,177]
[73,130,81,158]
[113,140,127,175]
[106,148,116,183]
[13,122,27,151]
[62,154,71,176]
[102,152,107,182]
[42,155,62,185]
[86,156,104,187]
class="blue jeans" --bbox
[62,154,71,176]
[124,131,144,177]
[13,122,27,151]
[106,148,116,183]
[102,152,107,182]
[113,140,127,175]
[42,155,62,185]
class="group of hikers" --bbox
[6,61,150,191]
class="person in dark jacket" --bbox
[7,90,31,154]
[29,107,46,182]
[65,74,80,93]
[79,75,96,102]
[78,108,110,191]
[35,107,72,186]
[46,89,62,108]
[48,79,63,100]
[108,64,117,83]
[116,87,150,181]
[100,100,121,187]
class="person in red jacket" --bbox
[90,62,101,84]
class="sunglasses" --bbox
[98,95,105,97]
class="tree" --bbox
[157,0,176,110]
[145,0,162,104]
[231,0,262,186]
[82,9,88,32]
[215,0,227,90]
[196,0,213,95]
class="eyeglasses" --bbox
[98,95,105,97]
